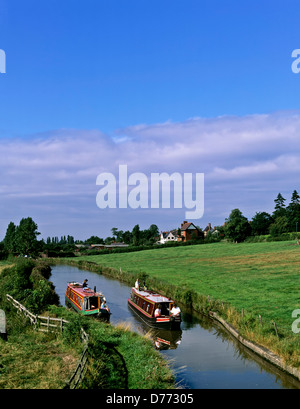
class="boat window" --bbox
[161,303,169,316]
[146,304,150,313]
[142,301,145,310]
[89,296,98,309]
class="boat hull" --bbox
[65,296,110,320]
[128,299,181,330]
[65,282,111,321]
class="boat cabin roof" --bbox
[67,282,103,298]
[132,288,173,304]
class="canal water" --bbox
[50,264,300,389]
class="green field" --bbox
[72,240,300,366]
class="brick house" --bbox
[177,221,202,242]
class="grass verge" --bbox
[60,240,300,370]
[0,310,80,389]
[0,259,175,389]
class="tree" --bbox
[85,236,104,245]
[111,227,118,240]
[287,190,300,232]
[250,212,273,236]
[116,230,124,242]
[273,193,287,219]
[67,235,75,245]
[224,209,252,242]
[122,230,132,244]
[269,216,289,237]
[15,217,40,255]
[3,221,17,253]
[132,224,140,246]
[148,224,159,238]
[142,224,160,244]
[104,236,113,244]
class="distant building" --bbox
[177,221,202,242]
[158,230,178,244]
[203,223,214,237]
[76,242,129,251]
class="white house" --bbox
[158,230,178,244]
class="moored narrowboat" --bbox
[65,282,111,320]
[128,287,181,330]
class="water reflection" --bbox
[127,307,183,350]
[49,264,300,389]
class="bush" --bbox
[0,259,59,313]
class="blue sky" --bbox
[0,1,300,240]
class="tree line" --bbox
[1,190,299,258]
[0,219,161,258]
[222,190,300,242]
[75,224,160,248]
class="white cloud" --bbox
[1,110,300,237]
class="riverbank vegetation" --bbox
[64,240,300,370]
[48,306,174,389]
[0,259,175,389]
[0,313,80,389]
[0,259,80,388]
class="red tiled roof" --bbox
[181,222,197,231]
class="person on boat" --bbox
[82,279,88,288]
[170,303,181,317]
[101,299,110,312]
[154,304,162,317]
[135,278,139,289]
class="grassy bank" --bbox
[49,306,175,389]
[0,260,81,388]
[63,240,300,369]
[0,313,80,389]
[0,259,175,389]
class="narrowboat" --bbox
[65,282,111,320]
[128,287,181,330]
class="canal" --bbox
[50,264,300,389]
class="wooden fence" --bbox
[6,294,89,389]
